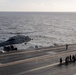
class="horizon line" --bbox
[0,11,76,13]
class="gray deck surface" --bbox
[0,44,76,75]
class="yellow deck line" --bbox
[0,50,76,67]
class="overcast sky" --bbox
[0,0,76,12]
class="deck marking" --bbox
[0,50,76,68]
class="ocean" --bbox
[0,12,76,50]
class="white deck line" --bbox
[12,62,60,75]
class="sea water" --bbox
[0,12,76,50]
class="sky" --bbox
[0,0,76,12]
